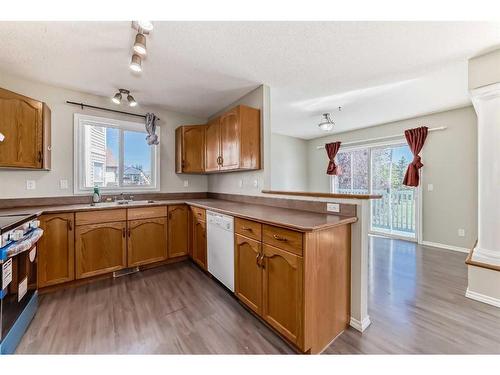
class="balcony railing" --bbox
[337,188,415,236]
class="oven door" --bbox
[1,245,38,341]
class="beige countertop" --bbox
[0,198,357,232]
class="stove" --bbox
[0,213,43,354]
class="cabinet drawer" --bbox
[75,209,126,225]
[127,206,167,220]
[262,224,303,256]
[190,206,206,222]
[235,218,262,241]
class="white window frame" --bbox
[331,139,419,242]
[74,113,160,194]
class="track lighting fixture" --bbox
[133,33,147,55]
[111,89,137,107]
[129,54,142,72]
[137,21,153,32]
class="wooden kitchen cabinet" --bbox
[175,125,206,173]
[190,207,207,270]
[37,213,75,288]
[75,221,127,279]
[204,117,221,172]
[167,205,189,258]
[235,234,263,315]
[262,244,303,346]
[127,217,168,267]
[0,87,51,169]
[176,105,260,174]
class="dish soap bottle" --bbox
[92,186,101,204]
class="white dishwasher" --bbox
[207,210,235,292]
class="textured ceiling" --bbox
[1,21,500,139]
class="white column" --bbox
[470,83,500,267]
[466,82,500,307]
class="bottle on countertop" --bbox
[92,186,101,204]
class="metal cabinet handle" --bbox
[122,228,126,238]
[38,151,43,162]
[67,220,73,231]
[256,252,260,266]
[127,228,131,237]
[273,234,288,242]
[241,226,253,232]
[259,253,266,269]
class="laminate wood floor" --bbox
[16,237,500,354]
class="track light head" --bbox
[112,92,122,104]
[127,94,138,107]
[129,54,142,72]
[133,33,147,55]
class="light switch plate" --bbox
[427,184,434,192]
[183,180,189,187]
[458,229,465,237]
[60,179,69,189]
[26,180,36,190]
[327,203,340,213]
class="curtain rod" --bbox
[315,126,447,150]
[66,101,154,120]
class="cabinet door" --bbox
[75,222,127,279]
[192,218,207,270]
[262,244,303,345]
[205,117,221,172]
[168,205,189,258]
[0,87,43,168]
[128,218,168,267]
[182,126,205,173]
[219,109,240,170]
[38,213,75,288]
[235,234,262,315]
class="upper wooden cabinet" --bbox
[175,105,260,174]
[38,213,75,288]
[175,125,206,173]
[0,87,51,170]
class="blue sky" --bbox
[106,128,151,173]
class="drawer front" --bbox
[235,218,262,241]
[127,206,168,220]
[76,209,126,225]
[190,206,206,222]
[262,224,303,256]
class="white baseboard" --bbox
[349,316,371,332]
[465,288,500,308]
[420,240,469,254]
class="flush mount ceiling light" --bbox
[133,33,147,55]
[129,54,142,72]
[111,89,137,107]
[318,113,335,131]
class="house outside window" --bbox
[74,113,160,194]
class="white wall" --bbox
[270,133,308,191]
[207,85,271,195]
[305,106,477,249]
[0,72,208,198]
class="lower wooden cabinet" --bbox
[75,221,127,279]
[262,244,303,345]
[168,205,189,258]
[235,234,262,315]
[127,218,168,267]
[191,208,207,270]
[38,213,75,288]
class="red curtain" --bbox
[325,141,342,175]
[403,126,428,186]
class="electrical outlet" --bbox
[253,179,259,188]
[60,179,69,189]
[238,179,243,188]
[183,180,189,187]
[427,184,434,192]
[26,180,36,190]
[327,203,340,213]
[458,229,465,237]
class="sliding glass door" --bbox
[333,143,417,240]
